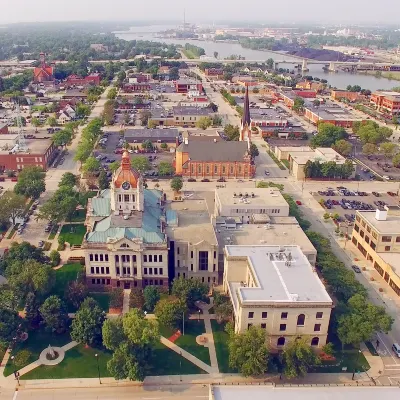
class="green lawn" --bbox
[22,341,205,379]
[53,263,83,299]
[21,344,111,380]
[89,293,110,312]
[175,320,210,365]
[150,340,206,376]
[67,209,86,223]
[48,224,59,240]
[59,224,86,246]
[4,329,71,377]
[211,320,236,373]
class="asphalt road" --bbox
[14,384,209,400]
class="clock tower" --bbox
[111,151,144,214]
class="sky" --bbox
[0,0,399,25]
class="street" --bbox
[13,383,209,400]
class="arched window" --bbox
[277,337,285,346]
[311,337,319,346]
[297,314,305,326]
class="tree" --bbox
[337,293,393,347]
[83,157,101,175]
[212,114,222,126]
[266,58,274,70]
[249,143,259,157]
[358,122,393,145]
[313,99,320,107]
[141,140,153,151]
[71,297,105,346]
[154,296,187,329]
[31,117,41,132]
[228,326,269,376]
[46,116,57,127]
[147,120,158,129]
[102,309,159,381]
[215,302,233,323]
[362,143,378,156]
[310,123,347,148]
[39,295,69,333]
[131,156,150,173]
[75,103,91,119]
[158,161,174,176]
[74,142,92,166]
[0,191,26,226]
[282,337,320,378]
[292,97,305,112]
[59,172,77,188]
[332,139,353,156]
[98,170,110,190]
[24,292,42,328]
[392,116,399,130]
[171,276,208,309]
[170,177,183,192]
[129,287,145,309]
[0,308,24,347]
[143,286,160,312]
[65,281,88,310]
[196,116,212,130]
[139,110,151,126]
[14,166,45,199]
[380,142,397,160]
[49,250,61,267]
[107,88,117,100]
[52,130,72,148]
[224,124,240,141]
[393,152,400,167]
[109,161,121,173]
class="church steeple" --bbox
[240,85,251,142]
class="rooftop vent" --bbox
[251,192,255,198]
[233,192,237,197]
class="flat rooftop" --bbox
[358,211,400,234]
[305,100,361,121]
[166,199,217,245]
[216,188,288,208]
[250,108,288,121]
[0,135,52,154]
[217,223,317,255]
[289,147,346,165]
[212,385,399,400]
[225,245,332,304]
[172,106,212,116]
[124,128,179,141]
[276,146,312,153]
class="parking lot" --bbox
[356,152,400,181]
[312,186,399,225]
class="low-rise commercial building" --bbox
[351,208,400,297]
[174,80,203,94]
[275,146,349,180]
[331,90,365,102]
[304,100,363,127]
[204,68,224,79]
[0,124,9,135]
[122,83,151,93]
[172,106,213,127]
[223,245,332,349]
[124,128,180,148]
[370,91,400,117]
[214,187,289,221]
[280,90,316,108]
[0,134,56,171]
[250,108,288,128]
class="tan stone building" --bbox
[223,245,332,350]
[351,208,400,297]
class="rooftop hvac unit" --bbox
[245,192,249,197]
[233,192,237,197]
[251,192,255,198]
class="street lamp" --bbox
[198,309,201,321]
[10,355,20,386]
[95,353,101,384]
[179,351,182,382]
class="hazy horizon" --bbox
[1,0,400,26]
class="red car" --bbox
[114,149,123,154]
[296,200,302,205]
[11,177,18,182]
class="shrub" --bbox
[49,250,61,267]
[109,288,124,309]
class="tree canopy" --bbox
[171,276,208,309]
[14,166,46,199]
[310,123,348,148]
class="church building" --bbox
[33,53,55,83]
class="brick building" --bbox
[331,90,365,102]
[122,83,151,93]
[175,135,254,179]
[33,53,54,83]
[174,80,203,94]
[204,68,224,79]
[0,124,9,135]
[64,74,101,87]
[0,135,56,172]
[370,91,400,117]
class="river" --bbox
[116,27,398,92]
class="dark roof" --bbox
[177,140,249,162]
[242,85,251,128]
[172,106,212,116]
[124,128,179,141]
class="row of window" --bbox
[90,266,110,275]
[190,163,249,175]
[248,322,321,332]
[144,267,164,275]
[176,272,217,283]
[90,278,165,287]
[235,208,281,214]
[117,194,136,203]
[276,336,320,347]
[16,157,43,162]
[248,312,323,323]
[89,254,109,262]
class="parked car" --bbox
[38,240,45,248]
[351,265,361,273]
[372,191,380,197]
[296,200,302,205]
[392,343,400,358]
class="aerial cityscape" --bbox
[1,3,400,400]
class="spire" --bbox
[242,85,251,128]
[121,151,131,170]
